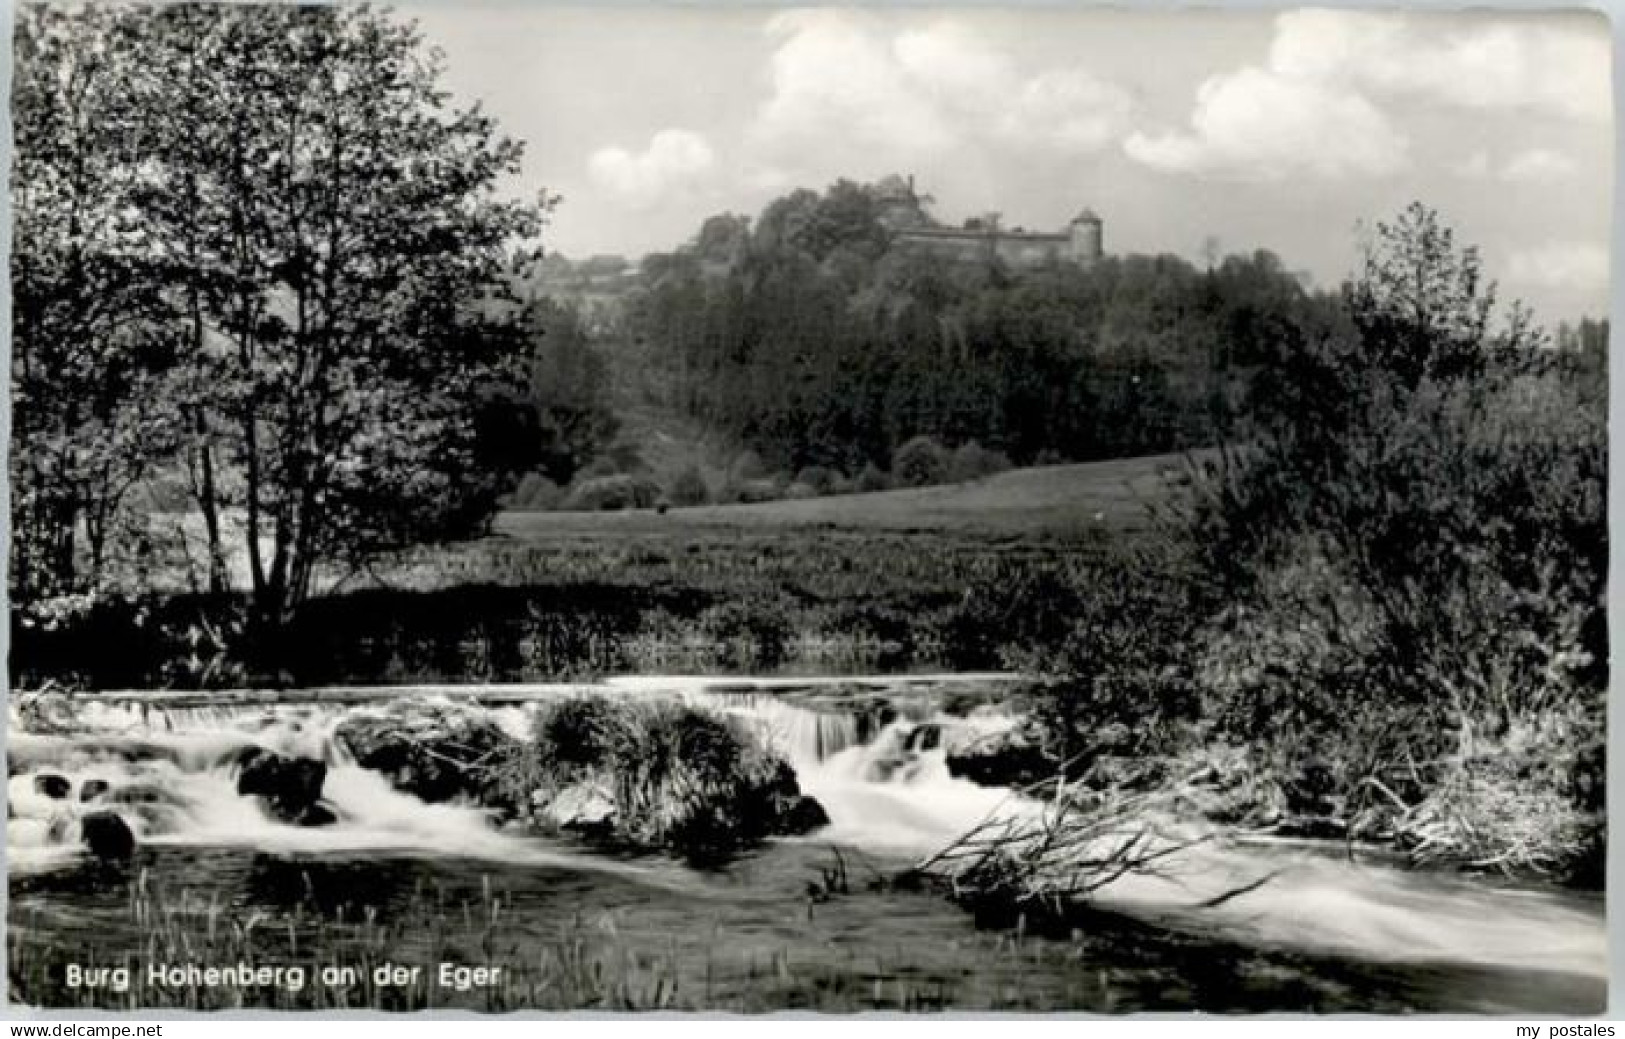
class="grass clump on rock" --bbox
[490,696,828,862]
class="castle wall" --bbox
[894,223,1100,271]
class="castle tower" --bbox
[1069,208,1103,267]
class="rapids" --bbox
[6,678,1606,1011]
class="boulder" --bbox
[335,703,515,804]
[744,760,831,836]
[81,811,136,859]
[1270,815,1348,841]
[33,773,71,800]
[539,783,617,835]
[778,795,831,835]
[79,779,110,802]
[1283,758,1340,817]
[235,747,327,824]
[946,726,1054,789]
[293,803,338,827]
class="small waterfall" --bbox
[688,691,863,768]
[5,683,1605,985]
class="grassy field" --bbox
[18,453,1188,689]
[498,451,1187,540]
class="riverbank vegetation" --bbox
[978,204,1606,888]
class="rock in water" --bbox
[235,747,327,824]
[81,811,135,859]
[33,774,71,800]
[540,783,618,835]
[335,703,515,804]
[946,725,1054,789]
[294,803,338,827]
[779,795,831,835]
[79,779,110,802]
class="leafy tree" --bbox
[11,4,180,601]
[893,435,949,487]
[523,298,618,485]
[151,6,545,629]
[14,4,550,632]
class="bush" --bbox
[563,474,662,511]
[578,455,622,480]
[727,449,768,484]
[948,442,1011,483]
[494,696,825,862]
[893,436,949,487]
[531,696,639,770]
[1153,205,1608,879]
[855,463,890,493]
[783,481,818,500]
[700,596,797,669]
[668,464,710,507]
[1025,552,1203,772]
[722,476,783,504]
[511,472,565,510]
[793,466,838,495]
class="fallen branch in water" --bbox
[912,768,1274,920]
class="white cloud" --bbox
[1452,150,1494,179]
[1452,147,1580,183]
[1505,242,1610,293]
[747,12,1134,178]
[1269,10,1610,123]
[751,11,954,162]
[1128,10,1608,181]
[1500,148,1580,183]
[1125,66,1408,180]
[1003,69,1137,154]
[587,129,717,208]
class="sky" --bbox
[406,4,1612,324]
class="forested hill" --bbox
[513,176,1607,506]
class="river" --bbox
[6,678,1606,1012]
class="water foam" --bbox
[6,684,1606,981]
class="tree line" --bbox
[616,178,1339,477]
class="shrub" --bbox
[1024,552,1203,773]
[578,455,622,480]
[793,466,838,495]
[1155,205,1608,879]
[495,696,823,862]
[723,477,783,504]
[511,472,564,510]
[948,442,1011,483]
[855,463,891,493]
[940,556,1089,672]
[699,596,797,669]
[531,695,639,770]
[563,474,662,511]
[727,449,768,484]
[668,464,710,507]
[783,481,818,500]
[893,435,949,487]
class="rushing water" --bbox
[6,679,1607,1012]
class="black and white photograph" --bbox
[4,1,1611,1016]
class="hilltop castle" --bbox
[874,175,1105,270]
